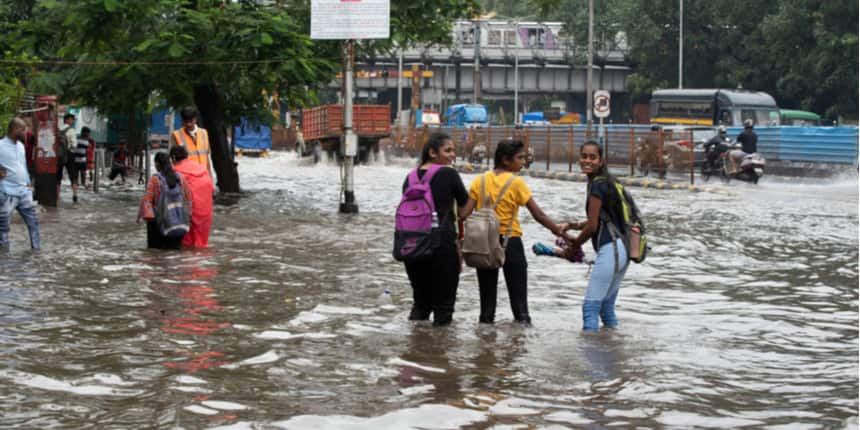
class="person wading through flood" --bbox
[398,132,469,326]
[170,145,214,248]
[0,117,40,250]
[562,141,630,332]
[137,152,192,250]
[459,139,565,325]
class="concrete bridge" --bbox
[346,20,633,117]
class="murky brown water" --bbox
[1,153,857,429]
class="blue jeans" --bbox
[0,191,41,250]
[583,238,629,331]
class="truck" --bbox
[301,104,390,163]
[445,104,488,128]
[233,119,272,157]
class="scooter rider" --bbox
[729,120,757,174]
[704,125,729,171]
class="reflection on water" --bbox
[0,152,857,429]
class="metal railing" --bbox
[386,124,701,184]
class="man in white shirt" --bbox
[0,117,40,250]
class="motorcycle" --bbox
[702,138,765,184]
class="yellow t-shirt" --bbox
[468,171,532,237]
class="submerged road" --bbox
[0,152,857,429]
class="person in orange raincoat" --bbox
[170,145,214,248]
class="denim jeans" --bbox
[583,238,629,330]
[0,191,41,250]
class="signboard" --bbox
[594,90,610,119]
[311,0,390,40]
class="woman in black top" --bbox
[401,132,469,326]
[563,141,630,331]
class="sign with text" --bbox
[311,0,390,40]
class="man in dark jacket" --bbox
[730,120,758,173]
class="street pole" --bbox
[397,45,403,124]
[679,0,683,89]
[514,48,519,124]
[473,20,481,104]
[586,0,594,135]
[340,40,358,214]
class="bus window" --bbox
[719,110,732,125]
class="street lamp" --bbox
[678,0,683,89]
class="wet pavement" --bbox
[0,152,857,429]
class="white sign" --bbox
[311,0,390,40]
[594,90,610,119]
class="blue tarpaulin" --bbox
[233,120,272,150]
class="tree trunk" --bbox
[193,83,240,193]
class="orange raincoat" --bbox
[173,159,214,248]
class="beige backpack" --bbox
[462,173,517,269]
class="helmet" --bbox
[743,119,754,128]
[718,125,727,134]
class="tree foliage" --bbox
[4,0,480,191]
[527,0,857,120]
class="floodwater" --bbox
[1,152,857,429]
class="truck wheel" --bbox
[312,143,322,164]
[371,142,380,163]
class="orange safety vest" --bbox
[172,128,211,172]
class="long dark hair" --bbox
[155,152,179,188]
[420,132,451,164]
[494,139,525,170]
[581,140,620,209]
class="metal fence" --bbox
[387,124,859,181]
[388,124,699,180]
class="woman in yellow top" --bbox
[460,139,564,324]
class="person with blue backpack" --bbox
[137,152,192,250]
[393,132,469,326]
[562,141,634,332]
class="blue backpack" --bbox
[155,173,190,239]
[392,164,442,262]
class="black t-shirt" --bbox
[586,178,626,252]
[401,166,468,233]
[737,129,758,153]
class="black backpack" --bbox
[56,127,70,165]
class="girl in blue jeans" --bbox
[563,141,629,331]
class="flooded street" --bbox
[1,152,857,429]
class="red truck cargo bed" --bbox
[302,104,391,141]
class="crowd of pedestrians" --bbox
[1,105,215,253]
[3,112,629,332]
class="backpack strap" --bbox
[479,173,490,208]
[408,164,443,186]
[493,174,518,247]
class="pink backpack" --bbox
[392,164,443,262]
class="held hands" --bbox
[559,221,586,232]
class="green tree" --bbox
[520,0,857,120]
[8,0,480,192]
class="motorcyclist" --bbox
[729,119,757,174]
[704,125,729,172]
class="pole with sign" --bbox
[593,90,610,160]
[311,0,390,213]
